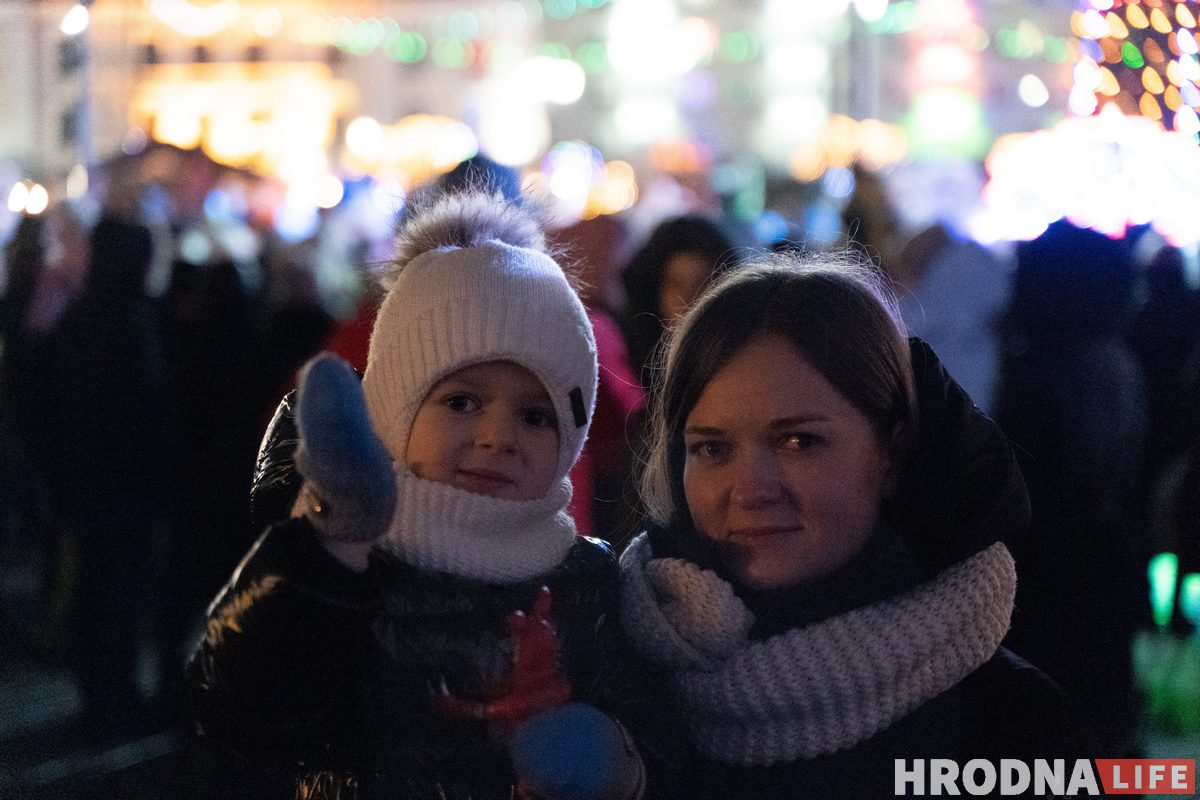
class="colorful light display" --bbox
[982,104,1200,244]
[1071,0,1200,137]
[118,0,1063,186]
[787,115,908,182]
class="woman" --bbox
[620,215,736,390]
[616,253,1071,799]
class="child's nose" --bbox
[475,412,517,451]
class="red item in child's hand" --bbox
[434,586,571,730]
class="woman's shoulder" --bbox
[965,647,1065,706]
[958,646,1077,758]
[544,536,621,623]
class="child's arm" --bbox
[187,516,376,762]
[291,353,397,570]
[188,353,396,762]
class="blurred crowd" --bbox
[0,145,1197,776]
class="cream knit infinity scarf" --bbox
[378,468,577,585]
[619,534,1016,767]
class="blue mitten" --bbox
[293,353,397,542]
[511,703,643,800]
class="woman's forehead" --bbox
[686,337,854,425]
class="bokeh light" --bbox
[1076,0,1200,135]
[60,4,89,36]
[345,117,384,162]
[476,100,549,166]
[7,182,30,214]
[613,96,678,146]
[905,89,989,158]
[983,106,1200,246]
[66,164,88,201]
[313,174,345,210]
[149,0,242,38]
[25,184,49,215]
[1019,73,1051,107]
[521,56,586,105]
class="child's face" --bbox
[405,361,560,501]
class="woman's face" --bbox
[658,251,713,325]
[682,335,892,590]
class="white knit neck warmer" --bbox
[377,467,576,584]
[619,534,1016,767]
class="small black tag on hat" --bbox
[569,387,587,428]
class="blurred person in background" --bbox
[995,219,1147,757]
[551,214,645,543]
[620,215,738,392]
[155,149,345,696]
[841,164,1010,415]
[0,207,89,666]
[157,149,279,698]
[1165,364,1200,619]
[42,199,172,741]
[1174,394,1200,589]
[1128,241,1200,567]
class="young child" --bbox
[189,193,644,800]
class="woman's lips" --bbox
[726,525,800,542]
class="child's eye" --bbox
[444,393,480,413]
[686,440,730,462]
[781,432,823,450]
[522,407,557,429]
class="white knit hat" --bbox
[362,200,597,478]
[359,193,598,581]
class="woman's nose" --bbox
[729,452,784,509]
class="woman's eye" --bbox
[781,432,823,450]
[444,394,479,413]
[686,441,729,461]
[522,408,557,429]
